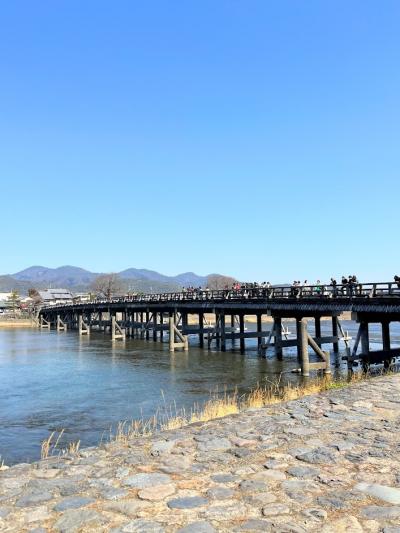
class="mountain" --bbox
[13,266,98,290]
[0,275,34,293]
[9,266,215,294]
[119,268,208,288]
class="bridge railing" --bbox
[39,281,400,311]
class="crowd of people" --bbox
[181,276,400,298]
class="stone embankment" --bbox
[1,376,400,532]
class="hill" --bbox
[8,266,218,294]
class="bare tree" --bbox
[206,274,237,290]
[90,273,123,299]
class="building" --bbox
[37,288,74,306]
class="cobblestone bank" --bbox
[1,376,400,532]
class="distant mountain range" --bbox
[0,265,217,294]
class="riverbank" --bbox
[1,375,400,532]
[0,319,34,328]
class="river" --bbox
[1,320,399,465]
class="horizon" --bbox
[1,1,399,280]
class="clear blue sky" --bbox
[1,1,399,282]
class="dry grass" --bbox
[40,429,81,460]
[107,372,371,445]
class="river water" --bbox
[1,320,399,465]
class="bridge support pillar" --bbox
[298,318,310,377]
[153,313,158,341]
[111,315,125,341]
[160,313,164,341]
[199,312,204,348]
[56,315,67,332]
[231,315,235,346]
[274,317,282,360]
[169,315,188,352]
[220,312,226,352]
[39,316,51,330]
[332,316,339,352]
[78,314,90,336]
[315,316,321,347]
[257,314,262,352]
[145,311,150,340]
[239,314,245,354]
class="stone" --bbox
[211,474,238,483]
[54,496,95,511]
[286,466,318,479]
[302,508,328,521]
[0,506,11,518]
[138,483,176,501]
[202,502,248,521]
[104,499,151,517]
[177,522,216,533]
[253,469,286,481]
[102,487,129,500]
[16,489,53,507]
[206,486,235,499]
[122,472,171,488]
[167,496,208,509]
[239,479,268,492]
[264,459,288,470]
[273,523,307,533]
[151,440,175,456]
[236,519,273,530]
[355,482,400,504]
[261,503,290,516]
[284,426,317,436]
[197,438,232,452]
[24,505,51,523]
[361,506,400,520]
[321,515,363,532]
[54,509,106,532]
[296,447,338,465]
[316,496,349,510]
[121,519,165,532]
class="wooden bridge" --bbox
[38,281,400,376]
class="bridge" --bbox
[38,281,400,376]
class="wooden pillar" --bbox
[160,313,164,341]
[315,316,321,347]
[231,315,235,345]
[153,312,157,341]
[332,316,339,353]
[145,311,150,340]
[182,312,188,335]
[169,316,175,352]
[140,312,145,339]
[360,321,369,354]
[220,312,226,352]
[215,312,220,350]
[298,318,310,376]
[382,321,390,351]
[239,314,245,354]
[274,317,282,360]
[257,314,262,351]
[111,315,116,341]
[199,312,204,348]
[360,321,370,372]
[78,314,83,336]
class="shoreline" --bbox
[0,319,35,328]
[1,374,400,531]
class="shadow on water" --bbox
[0,320,399,464]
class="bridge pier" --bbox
[78,314,90,336]
[56,315,67,332]
[199,312,204,347]
[239,314,245,354]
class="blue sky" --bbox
[1,1,399,282]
